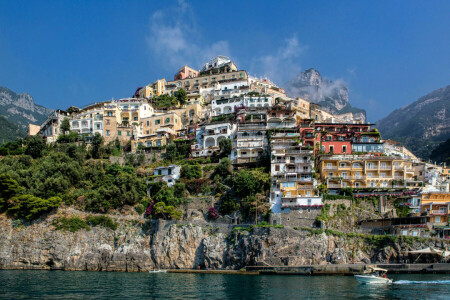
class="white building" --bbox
[211,98,243,115]
[243,95,274,108]
[153,165,181,187]
[200,56,233,73]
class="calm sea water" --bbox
[0,270,449,299]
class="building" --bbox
[166,70,248,95]
[318,155,422,190]
[383,139,419,162]
[28,124,40,136]
[174,66,199,80]
[314,123,382,154]
[39,110,69,143]
[191,121,236,158]
[421,192,450,226]
[232,108,268,166]
[138,79,167,98]
[153,165,181,187]
[211,97,243,116]
[200,56,237,74]
[243,95,273,108]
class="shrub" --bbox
[232,168,270,197]
[53,216,90,232]
[180,164,202,179]
[7,195,62,220]
[86,215,118,231]
[135,203,145,214]
[152,202,182,220]
[207,207,220,220]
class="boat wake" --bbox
[394,280,450,285]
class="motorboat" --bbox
[354,267,393,284]
[148,269,167,273]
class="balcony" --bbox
[430,210,448,216]
[324,166,338,170]
[328,184,342,188]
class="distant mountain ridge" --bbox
[0,86,53,143]
[377,85,450,159]
[284,68,366,121]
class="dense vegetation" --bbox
[429,138,450,165]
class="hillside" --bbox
[429,138,450,165]
[0,86,53,141]
[284,68,366,121]
[377,85,450,159]
[0,116,26,144]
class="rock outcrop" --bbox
[0,86,53,142]
[284,69,366,122]
[0,213,447,272]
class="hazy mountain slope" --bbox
[284,68,366,121]
[377,85,450,159]
[0,86,53,141]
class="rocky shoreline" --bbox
[0,212,448,272]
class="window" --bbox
[127,131,130,136]
[165,117,170,124]
[275,165,280,171]
[342,172,347,179]
[328,172,334,177]
[342,146,347,153]
[281,182,295,188]
[106,130,110,136]
[329,146,334,153]
[355,182,360,188]
[177,82,181,87]
[240,73,243,78]
[146,121,149,126]
[106,119,110,125]
[155,119,160,125]
[340,163,346,167]
[401,230,407,236]
[118,131,121,136]
[435,216,441,223]
[146,130,149,134]
[134,117,138,121]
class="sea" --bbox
[0,270,449,299]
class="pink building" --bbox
[174,66,199,80]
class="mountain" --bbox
[377,85,450,159]
[0,87,53,143]
[430,139,450,165]
[284,68,366,121]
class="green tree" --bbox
[219,138,232,157]
[60,118,71,134]
[212,158,232,178]
[180,164,202,179]
[7,195,62,220]
[154,187,180,206]
[25,135,45,158]
[233,168,270,197]
[91,133,103,159]
[0,174,24,210]
[176,88,187,106]
[153,201,182,220]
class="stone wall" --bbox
[270,208,321,228]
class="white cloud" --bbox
[146,0,231,70]
[250,36,307,85]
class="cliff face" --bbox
[0,87,53,142]
[377,85,450,159]
[0,212,447,272]
[284,69,366,122]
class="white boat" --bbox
[354,267,393,284]
[148,270,167,273]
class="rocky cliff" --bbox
[284,69,366,122]
[0,210,447,272]
[377,85,450,159]
[0,87,53,142]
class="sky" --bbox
[0,0,449,122]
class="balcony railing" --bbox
[328,184,342,188]
[431,210,448,215]
[324,166,338,170]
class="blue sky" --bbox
[1,0,449,122]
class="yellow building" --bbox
[186,93,205,106]
[140,112,182,137]
[318,155,421,189]
[421,192,450,225]
[172,103,204,126]
[139,79,167,98]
